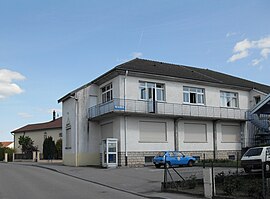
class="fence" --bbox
[12,151,62,163]
[161,153,270,199]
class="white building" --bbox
[12,115,62,154]
[58,58,270,167]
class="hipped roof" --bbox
[58,58,270,102]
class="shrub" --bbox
[43,136,56,160]
[0,147,15,161]
[223,175,240,195]
[55,139,62,159]
[186,175,197,189]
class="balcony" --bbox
[88,98,247,121]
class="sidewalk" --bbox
[11,162,204,199]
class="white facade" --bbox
[59,62,269,167]
[14,128,61,154]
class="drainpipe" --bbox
[124,70,128,166]
[213,120,218,160]
[174,118,182,151]
[70,94,78,167]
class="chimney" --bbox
[53,110,56,121]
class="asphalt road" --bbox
[0,163,144,199]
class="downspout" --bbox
[174,118,182,151]
[75,96,78,167]
[71,94,79,167]
[213,120,218,160]
[124,70,128,166]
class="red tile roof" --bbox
[0,141,13,147]
[11,117,62,133]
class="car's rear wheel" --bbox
[155,164,161,168]
[187,160,194,167]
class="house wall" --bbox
[118,75,250,109]
[249,89,267,109]
[62,73,254,166]
[62,84,102,166]
[14,128,61,153]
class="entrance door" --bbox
[101,138,118,168]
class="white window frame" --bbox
[183,86,205,105]
[139,81,165,101]
[101,83,113,103]
[220,91,238,108]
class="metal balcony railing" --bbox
[88,98,247,120]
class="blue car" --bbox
[153,151,196,168]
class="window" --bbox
[139,121,167,142]
[183,86,205,104]
[221,124,240,143]
[44,132,47,140]
[139,81,165,101]
[184,123,207,142]
[254,96,261,104]
[220,91,238,108]
[145,156,154,164]
[101,83,113,103]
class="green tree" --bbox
[18,135,36,154]
[43,136,56,160]
[55,139,62,159]
[0,144,15,161]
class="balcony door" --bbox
[147,83,156,113]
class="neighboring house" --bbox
[58,58,270,167]
[0,141,14,149]
[11,114,62,154]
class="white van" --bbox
[241,146,270,173]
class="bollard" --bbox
[4,153,8,162]
[33,151,36,162]
[203,167,215,198]
[37,151,40,162]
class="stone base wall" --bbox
[117,150,242,167]
[182,150,241,160]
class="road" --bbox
[0,163,144,199]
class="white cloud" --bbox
[252,58,263,66]
[131,52,143,58]
[255,36,270,49]
[0,69,25,99]
[261,48,270,59]
[18,112,33,119]
[228,50,249,62]
[233,39,252,53]
[228,36,270,65]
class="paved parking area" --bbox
[10,162,242,199]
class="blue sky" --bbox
[0,0,270,141]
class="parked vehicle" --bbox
[241,146,270,173]
[153,151,196,168]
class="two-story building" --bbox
[58,58,270,167]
